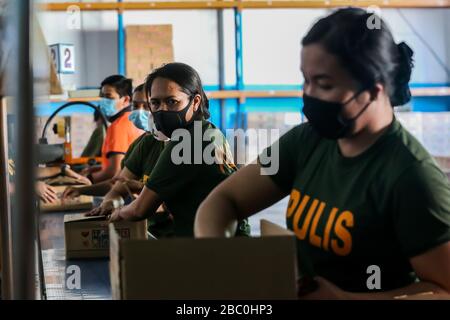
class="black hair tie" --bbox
[397,42,414,68]
[391,42,414,106]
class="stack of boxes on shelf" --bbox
[396,111,450,173]
[126,25,174,85]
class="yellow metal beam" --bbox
[241,1,450,9]
[40,1,237,11]
[410,87,450,97]
[49,87,450,103]
[39,1,450,11]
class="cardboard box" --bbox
[125,24,174,84]
[110,220,298,300]
[64,213,148,259]
[40,185,94,212]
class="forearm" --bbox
[349,281,450,300]
[88,165,102,173]
[118,197,155,221]
[77,180,113,197]
[128,181,144,194]
[103,177,137,203]
[37,166,61,178]
[91,167,116,183]
[195,191,239,238]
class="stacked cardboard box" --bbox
[109,220,298,299]
[126,25,174,85]
[395,111,450,171]
[65,213,147,259]
[422,112,450,158]
[234,112,301,165]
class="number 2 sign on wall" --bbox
[49,44,75,74]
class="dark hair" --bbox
[100,74,133,98]
[302,7,414,106]
[144,62,210,120]
[133,83,145,93]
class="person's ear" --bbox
[123,95,131,106]
[369,84,383,102]
[192,94,202,112]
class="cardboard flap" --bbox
[109,224,122,300]
[64,213,107,223]
[34,18,63,95]
[260,219,294,236]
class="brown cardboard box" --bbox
[126,24,174,84]
[40,185,94,212]
[64,213,147,259]
[110,220,298,299]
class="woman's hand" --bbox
[298,277,353,300]
[62,186,80,199]
[85,200,114,217]
[109,208,124,222]
[36,181,58,204]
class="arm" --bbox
[81,165,101,176]
[38,166,91,185]
[302,242,450,300]
[195,163,288,237]
[110,186,162,222]
[110,176,144,195]
[90,153,124,183]
[62,180,113,198]
[303,161,450,300]
[358,242,450,299]
[104,167,141,202]
[86,167,142,217]
[37,166,61,179]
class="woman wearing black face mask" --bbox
[104,62,250,238]
[195,8,450,299]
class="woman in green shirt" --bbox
[107,62,250,237]
[195,8,450,299]
[63,85,172,237]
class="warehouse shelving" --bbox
[50,86,450,103]
[40,1,450,11]
[41,1,450,128]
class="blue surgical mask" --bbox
[98,98,117,117]
[129,110,150,131]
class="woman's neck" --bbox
[338,105,394,158]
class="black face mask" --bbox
[152,96,195,138]
[302,90,372,140]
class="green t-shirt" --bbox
[123,134,170,237]
[124,134,165,184]
[259,118,450,292]
[146,120,250,237]
[120,132,148,169]
[81,126,105,158]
